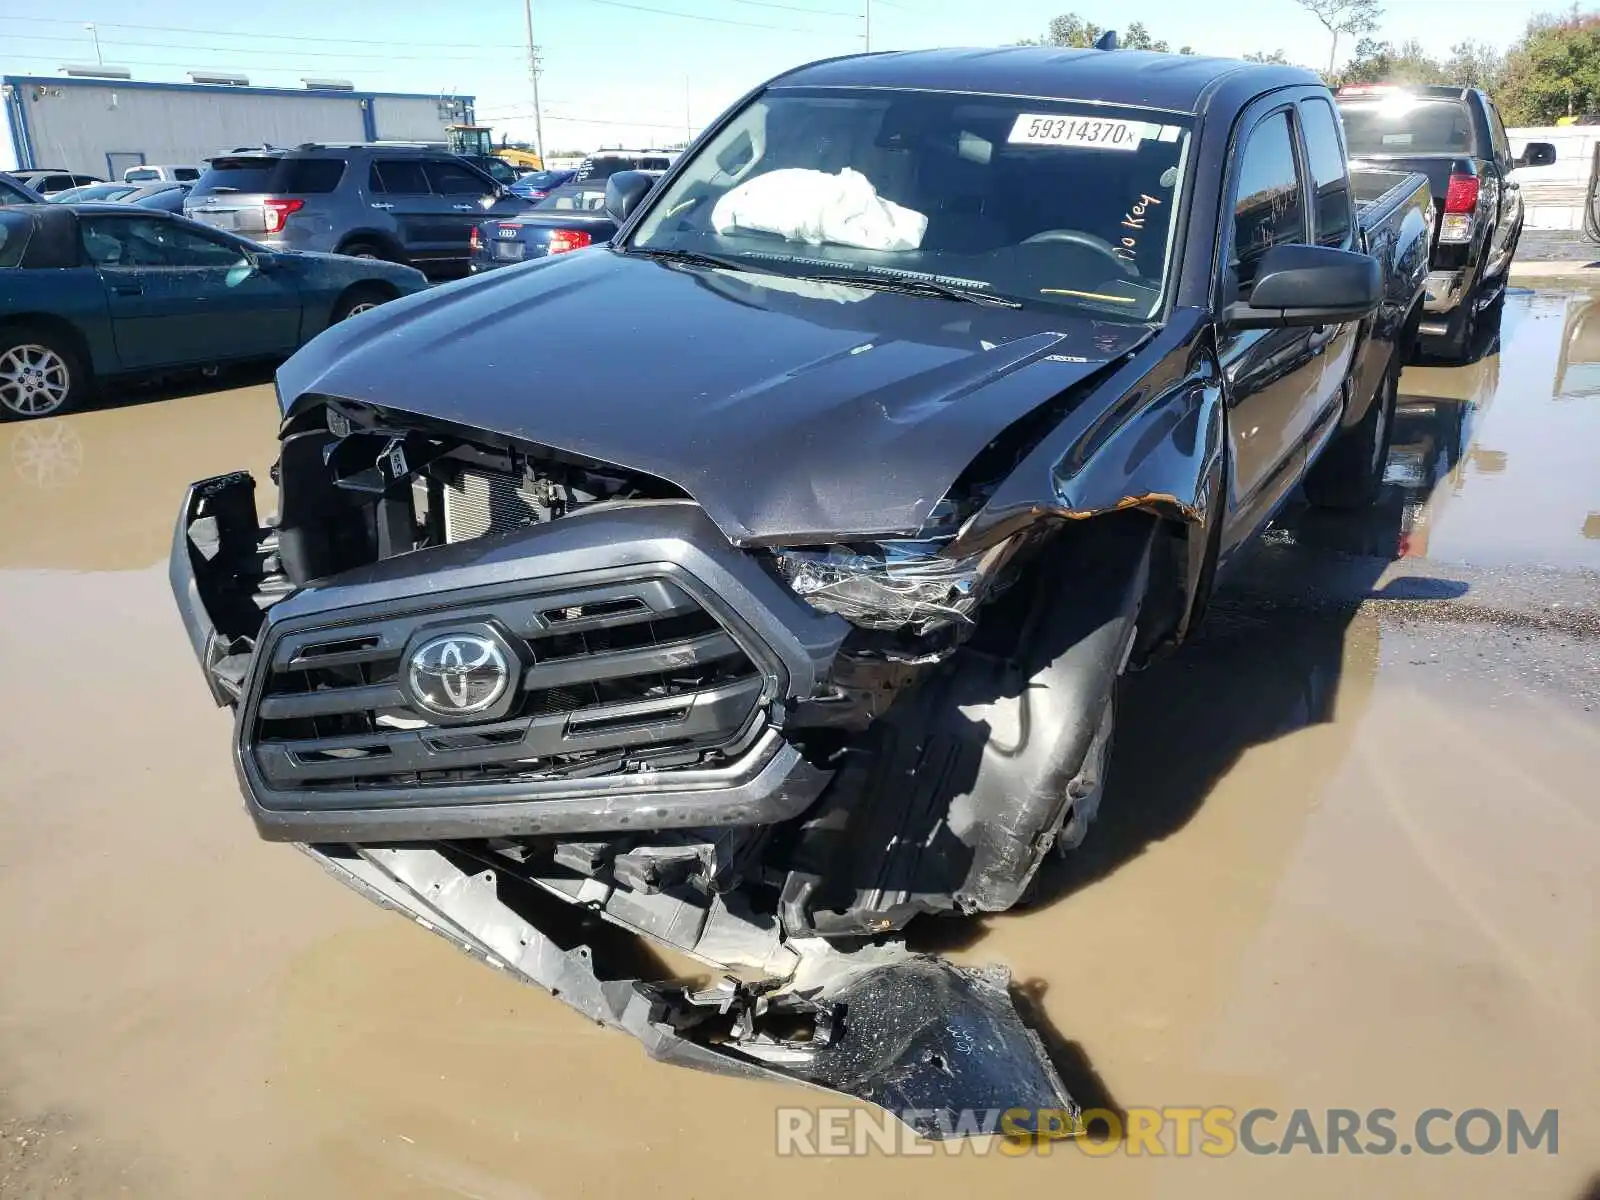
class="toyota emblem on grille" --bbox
[406,634,511,717]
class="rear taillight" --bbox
[1444,174,1480,214]
[548,229,593,255]
[1439,173,1479,244]
[263,198,304,234]
[469,225,482,252]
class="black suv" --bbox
[184,143,530,277]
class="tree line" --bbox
[1016,4,1600,125]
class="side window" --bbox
[1300,98,1353,249]
[175,168,200,181]
[1231,110,1308,291]
[370,159,430,195]
[1487,101,1511,166]
[424,159,490,196]
[81,217,247,268]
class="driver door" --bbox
[1213,107,1321,551]
[82,215,301,368]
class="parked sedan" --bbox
[126,182,193,213]
[469,179,651,272]
[49,182,141,204]
[0,204,427,420]
[508,168,576,201]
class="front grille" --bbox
[441,463,549,543]
[245,577,766,793]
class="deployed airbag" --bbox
[711,167,928,252]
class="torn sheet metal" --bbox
[305,843,1075,1138]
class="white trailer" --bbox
[2,75,474,177]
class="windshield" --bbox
[535,183,609,212]
[125,168,159,182]
[1338,98,1477,157]
[629,87,1191,318]
[52,184,136,203]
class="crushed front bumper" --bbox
[308,841,1079,1138]
[170,472,847,843]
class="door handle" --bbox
[110,282,142,296]
[370,202,394,210]
[452,204,476,211]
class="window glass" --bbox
[630,87,1194,319]
[175,167,200,181]
[370,159,430,195]
[1300,99,1352,247]
[190,156,343,197]
[1232,110,1307,287]
[0,179,37,206]
[1337,99,1475,156]
[1487,102,1510,163]
[80,216,249,268]
[424,160,490,195]
[0,212,31,266]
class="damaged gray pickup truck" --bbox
[171,47,1429,1136]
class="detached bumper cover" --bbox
[171,474,847,842]
[310,842,1079,1138]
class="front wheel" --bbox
[331,286,392,323]
[0,327,85,421]
[1304,364,1398,510]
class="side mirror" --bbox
[604,170,654,225]
[1516,141,1557,169]
[251,250,283,274]
[1224,243,1381,329]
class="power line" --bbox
[566,0,854,35]
[0,14,513,50]
[729,0,859,15]
[4,31,518,62]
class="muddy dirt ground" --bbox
[1,288,1596,1197]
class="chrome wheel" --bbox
[0,343,72,418]
[344,301,379,319]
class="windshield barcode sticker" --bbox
[1008,115,1152,150]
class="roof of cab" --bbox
[774,46,1320,116]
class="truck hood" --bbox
[276,249,1152,544]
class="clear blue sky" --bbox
[0,0,1555,152]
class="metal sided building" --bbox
[2,73,475,177]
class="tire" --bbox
[330,285,392,323]
[1304,364,1398,510]
[0,325,86,421]
[336,240,386,261]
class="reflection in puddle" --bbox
[1292,289,1600,570]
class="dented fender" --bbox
[953,309,1226,639]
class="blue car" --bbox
[508,168,576,202]
[0,203,427,419]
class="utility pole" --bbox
[684,74,692,146]
[864,0,871,51]
[523,0,546,162]
[84,23,103,66]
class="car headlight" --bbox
[772,538,1018,634]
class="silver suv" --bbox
[184,144,529,277]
